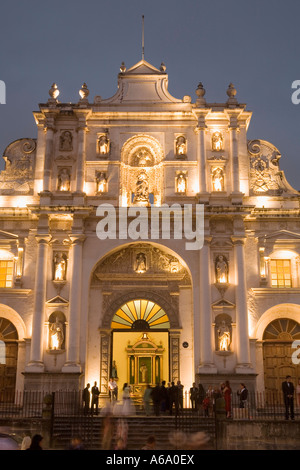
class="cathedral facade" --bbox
[0,59,300,398]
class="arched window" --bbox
[111,300,170,330]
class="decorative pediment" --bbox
[0,230,19,241]
[258,230,300,245]
[126,333,164,354]
[212,298,235,309]
[46,295,69,306]
[125,60,164,75]
[100,59,183,105]
[264,230,300,241]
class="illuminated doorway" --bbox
[110,299,170,396]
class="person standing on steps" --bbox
[282,375,295,420]
[82,383,90,415]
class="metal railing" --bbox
[0,389,298,420]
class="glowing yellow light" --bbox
[14,198,27,208]
[218,273,227,283]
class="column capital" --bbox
[76,125,89,133]
[203,236,212,246]
[194,124,207,134]
[70,234,86,245]
[231,236,245,246]
[35,234,52,245]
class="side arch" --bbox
[0,304,27,340]
[255,303,300,341]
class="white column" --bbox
[229,125,240,194]
[198,238,217,372]
[233,238,251,370]
[195,114,209,202]
[26,235,51,372]
[76,125,87,193]
[62,235,85,372]
[43,118,55,192]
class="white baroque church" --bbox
[0,58,300,398]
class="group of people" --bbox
[192,381,235,419]
[143,380,185,416]
[82,375,299,420]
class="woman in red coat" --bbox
[223,381,232,418]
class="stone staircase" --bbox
[51,414,216,450]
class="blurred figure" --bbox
[143,384,153,416]
[101,413,114,450]
[68,436,85,450]
[141,435,156,450]
[21,435,31,450]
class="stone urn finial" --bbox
[226,83,237,99]
[49,83,59,101]
[160,62,166,72]
[196,82,205,98]
[195,82,206,106]
[79,82,89,101]
[120,62,126,73]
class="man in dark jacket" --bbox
[151,383,162,416]
[82,383,90,415]
[282,375,295,420]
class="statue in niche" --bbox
[134,171,149,204]
[57,168,71,191]
[53,252,67,281]
[212,132,223,151]
[176,173,187,193]
[49,317,64,350]
[98,135,110,155]
[59,131,73,151]
[215,255,228,283]
[140,363,148,383]
[212,167,224,191]
[217,320,231,351]
[135,252,147,273]
[111,360,118,379]
[175,136,187,156]
[96,172,107,193]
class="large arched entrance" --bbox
[89,242,192,396]
[263,318,300,393]
[0,317,18,400]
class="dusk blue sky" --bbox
[0,0,299,189]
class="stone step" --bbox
[51,415,216,450]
